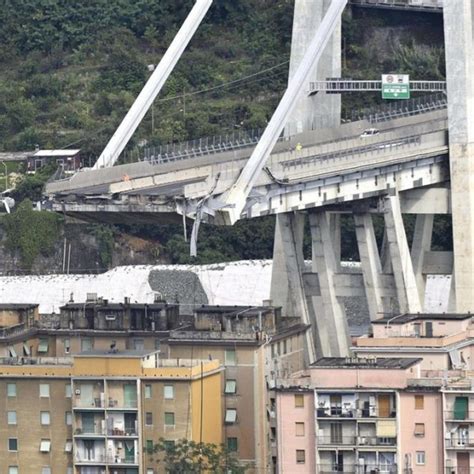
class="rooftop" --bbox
[60,302,173,311]
[311,357,422,369]
[76,349,159,358]
[0,303,38,310]
[372,313,473,325]
[32,149,80,157]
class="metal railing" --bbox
[445,411,474,421]
[280,134,421,169]
[446,438,474,448]
[350,0,442,11]
[317,436,397,446]
[316,407,396,419]
[74,427,106,436]
[318,465,397,474]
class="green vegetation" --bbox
[149,438,247,473]
[1,199,62,268]
[0,3,448,267]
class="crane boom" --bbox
[212,0,347,225]
[93,0,213,169]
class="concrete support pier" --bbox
[285,0,342,135]
[354,213,385,321]
[444,2,474,312]
[308,211,351,357]
[384,194,422,314]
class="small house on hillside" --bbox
[27,149,81,173]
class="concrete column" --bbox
[309,211,351,357]
[354,213,385,321]
[270,212,317,363]
[444,2,474,312]
[330,213,342,270]
[383,195,422,314]
[285,0,342,135]
[410,214,434,308]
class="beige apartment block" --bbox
[0,350,222,474]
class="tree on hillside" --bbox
[149,438,248,473]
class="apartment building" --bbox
[0,349,222,474]
[0,299,309,473]
[274,357,444,474]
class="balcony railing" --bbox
[318,464,397,474]
[106,398,138,409]
[446,438,474,448]
[445,468,474,474]
[75,453,106,463]
[318,436,357,446]
[317,436,397,447]
[107,427,138,437]
[445,411,474,421]
[316,407,396,419]
[74,427,106,436]
[74,396,105,409]
[106,455,139,465]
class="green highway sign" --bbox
[382,74,410,100]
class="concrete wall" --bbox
[399,391,443,473]
[276,391,315,473]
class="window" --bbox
[7,383,16,397]
[227,437,238,452]
[7,411,17,425]
[225,380,237,395]
[40,411,51,425]
[133,338,144,351]
[415,395,424,410]
[65,411,72,426]
[81,337,93,352]
[295,422,305,437]
[146,440,154,454]
[294,394,304,408]
[414,423,425,437]
[225,409,237,424]
[38,338,49,354]
[164,412,175,426]
[23,343,30,356]
[225,349,236,366]
[155,339,161,350]
[9,468,18,474]
[41,468,51,474]
[8,346,17,357]
[146,412,153,426]
[296,450,306,464]
[416,451,426,465]
[164,385,174,400]
[65,440,73,452]
[8,438,18,451]
[64,338,71,354]
[147,470,155,474]
[145,384,152,399]
[40,439,51,452]
[283,339,287,354]
[163,440,175,450]
[65,384,72,398]
[39,383,50,398]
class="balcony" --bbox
[317,465,397,474]
[317,436,357,447]
[107,427,138,438]
[75,453,106,464]
[106,455,139,465]
[446,438,474,449]
[74,395,105,409]
[317,436,396,448]
[445,411,474,422]
[74,427,106,437]
[316,407,396,419]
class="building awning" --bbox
[40,440,51,452]
[8,347,17,358]
[23,344,30,356]
[376,420,396,437]
[38,340,48,353]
